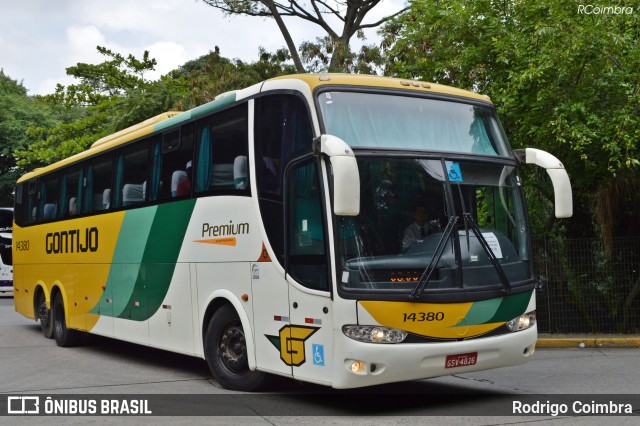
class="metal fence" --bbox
[533,237,640,333]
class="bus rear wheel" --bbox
[204,304,266,391]
[52,293,81,347]
[36,292,54,339]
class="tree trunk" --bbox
[260,0,305,73]
[328,37,351,72]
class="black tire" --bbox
[204,305,266,391]
[36,291,54,339]
[52,293,81,347]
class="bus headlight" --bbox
[506,311,536,332]
[342,325,408,343]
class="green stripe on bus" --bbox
[486,290,532,323]
[190,93,236,119]
[453,290,532,327]
[455,297,503,326]
[153,93,236,132]
[89,207,157,317]
[118,199,196,321]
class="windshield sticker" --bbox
[446,162,463,182]
[481,232,503,258]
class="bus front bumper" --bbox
[331,325,537,389]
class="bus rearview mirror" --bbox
[314,135,360,216]
[515,148,573,218]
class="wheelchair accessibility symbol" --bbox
[446,161,463,182]
[312,344,325,366]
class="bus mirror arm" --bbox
[313,135,361,216]
[514,148,573,218]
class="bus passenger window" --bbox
[84,156,113,213]
[114,143,148,208]
[152,125,194,202]
[195,104,249,194]
[38,176,60,222]
[61,168,82,217]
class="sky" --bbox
[1,0,404,96]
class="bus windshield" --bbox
[335,158,532,296]
[318,91,511,157]
[0,235,11,266]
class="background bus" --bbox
[13,74,571,390]
[0,207,12,295]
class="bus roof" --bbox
[17,73,490,183]
[271,73,491,103]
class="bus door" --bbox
[250,259,292,378]
[284,159,333,385]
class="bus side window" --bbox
[114,142,148,208]
[59,168,82,217]
[38,175,59,222]
[152,125,194,202]
[195,104,249,194]
[83,156,114,213]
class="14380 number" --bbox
[402,312,444,322]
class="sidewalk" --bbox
[537,333,640,348]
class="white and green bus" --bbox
[13,74,572,390]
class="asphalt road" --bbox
[1,295,639,425]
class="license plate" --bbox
[445,352,478,368]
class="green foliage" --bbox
[65,46,158,101]
[300,33,385,74]
[170,47,296,110]
[0,70,64,205]
[0,69,27,97]
[13,45,297,174]
[383,0,640,238]
[14,47,165,169]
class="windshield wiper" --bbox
[462,212,512,294]
[409,216,458,300]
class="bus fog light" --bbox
[343,325,407,343]
[507,311,536,332]
[350,360,364,373]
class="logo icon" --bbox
[266,325,319,366]
[7,396,40,414]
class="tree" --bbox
[15,46,299,168]
[300,34,385,73]
[170,47,297,109]
[15,47,166,168]
[0,70,63,205]
[201,0,407,72]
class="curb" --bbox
[537,337,640,349]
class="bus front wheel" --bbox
[52,293,81,347]
[204,304,266,391]
[36,292,54,339]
